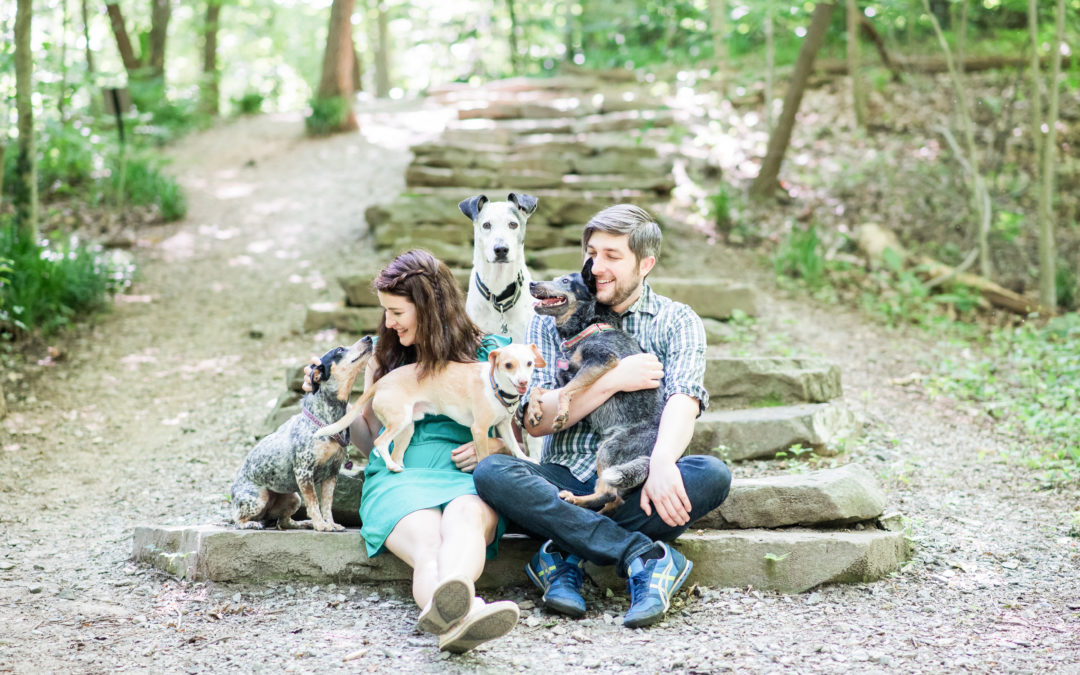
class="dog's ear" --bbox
[309,362,325,394]
[458,195,488,221]
[507,192,538,216]
[581,257,597,296]
[529,344,546,369]
[488,348,501,367]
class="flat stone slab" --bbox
[692,464,887,529]
[132,525,906,594]
[303,303,383,334]
[705,356,842,406]
[690,403,858,461]
[647,278,758,320]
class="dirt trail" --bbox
[1,99,1078,674]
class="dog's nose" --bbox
[493,245,509,260]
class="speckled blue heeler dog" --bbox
[525,258,666,514]
[230,337,374,532]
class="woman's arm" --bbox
[347,360,380,458]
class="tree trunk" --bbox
[506,0,520,73]
[352,40,364,93]
[147,0,171,81]
[105,2,142,75]
[82,0,95,73]
[764,0,774,135]
[201,0,222,116]
[14,0,38,239]
[750,2,835,198]
[314,0,358,132]
[846,0,866,127]
[59,0,70,117]
[956,0,970,73]
[858,15,901,82]
[709,0,728,86]
[1038,0,1065,308]
[374,2,390,98]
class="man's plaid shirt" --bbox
[519,281,709,482]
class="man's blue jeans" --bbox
[473,454,731,576]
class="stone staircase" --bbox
[132,77,908,594]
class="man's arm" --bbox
[523,353,663,437]
[639,304,710,527]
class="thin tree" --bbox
[81,0,95,74]
[764,0,775,135]
[14,0,38,239]
[312,0,358,132]
[59,0,70,117]
[507,0,521,73]
[201,0,223,116]
[956,0,970,73]
[1037,0,1066,307]
[709,0,728,88]
[750,2,836,198]
[374,1,391,98]
[846,0,867,127]
[922,0,993,279]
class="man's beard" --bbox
[600,277,640,310]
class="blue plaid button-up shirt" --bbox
[520,281,709,482]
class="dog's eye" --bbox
[482,222,492,230]
[509,222,518,229]
[526,361,533,368]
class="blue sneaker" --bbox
[622,542,693,628]
[525,540,587,617]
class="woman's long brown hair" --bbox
[372,249,483,382]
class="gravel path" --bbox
[1,100,1078,674]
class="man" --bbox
[472,204,731,628]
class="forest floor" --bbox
[1,97,1079,674]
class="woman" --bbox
[305,249,517,653]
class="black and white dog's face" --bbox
[459,192,538,265]
[310,336,374,400]
[529,259,598,326]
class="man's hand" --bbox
[640,459,692,527]
[607,353,664,393]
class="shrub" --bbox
[305,96,351,136]
[106,153,187,222]
[0,220,135,337]
[773,224,826,288]
[232,91,265,115]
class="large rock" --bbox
[690,403,858,461]
[692,464,887,529]
[404,165,497,189]
[303,303,384,334]
[704,356,842,405]
[648,278,759,320]
[526,246,583,270]
[132,526,907,594]
[561,173,674,194]
[373,222,471,249]
[257,391,301,438]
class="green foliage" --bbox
[107,153,187,222]
[928,313,1080,485]
[774,225,826,289]
[305,96,351,136]
[0,219,135,337]
[1056,261,1078,312]
[231,91,265,115]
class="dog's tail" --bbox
[316,386,376,438]
[601,456,651,490]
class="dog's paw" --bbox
[557,490,577,502]
[385,460,404,473]
[282,519,313,530]
[551,410,570,432]
[236,520,265,530]
[313,521,345,533]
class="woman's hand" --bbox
[606,353,664,393]
[301,357,320,393]
[451,438,507,472]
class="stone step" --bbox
[302,303,384,334]
[704,356,842,406]
[689,403,858,461]
[132,525,907,595]
[692,464,886,529]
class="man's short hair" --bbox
[581,204,662,263]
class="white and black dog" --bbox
[458,193,538,344]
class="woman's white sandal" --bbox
[438,599,520,653]
[417,576,473,634]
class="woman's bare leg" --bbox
[438,495,500,585]
[383,508,443,608]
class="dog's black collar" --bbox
[474,270,525,314]
[488,367,522,410]
[302,407,351,447]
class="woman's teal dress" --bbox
[359,335,510,558]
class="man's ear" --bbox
[508,192,538,216]
[582,257,597,296]
[638,255,656,278]
[529,344,546,369]
[458,194,488,221]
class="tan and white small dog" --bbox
[316,343,544,472]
